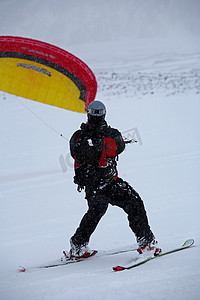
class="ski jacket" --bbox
[70,121,125,188]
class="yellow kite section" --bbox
[0,57,85,113]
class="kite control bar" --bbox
[124,138,137,144]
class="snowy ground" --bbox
[0,1,200,299]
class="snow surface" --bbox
[0,1,200,299]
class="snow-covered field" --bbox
[0,1,200,299]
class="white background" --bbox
[0,1,200,299]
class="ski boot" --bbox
[67,239,97,260]
[137,240,162,257]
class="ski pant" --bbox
[71,177,155,247]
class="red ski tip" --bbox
[18,266,26,273]
[113,266,125,272]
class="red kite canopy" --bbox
[0,36,97,113]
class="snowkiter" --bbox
[69,100,161,258]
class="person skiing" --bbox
[68,100,161,259]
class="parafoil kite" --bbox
[0,36,97,113]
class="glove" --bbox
[77,185,84,192]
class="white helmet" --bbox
[87,101,106,125]
[87,100,106,116]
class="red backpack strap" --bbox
[105,137,118,157]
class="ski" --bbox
[18,252,97,272]
[18,254,95,273]
[113,239,194,272]
[18,245,138,273]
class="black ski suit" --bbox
[70,121,154,247]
